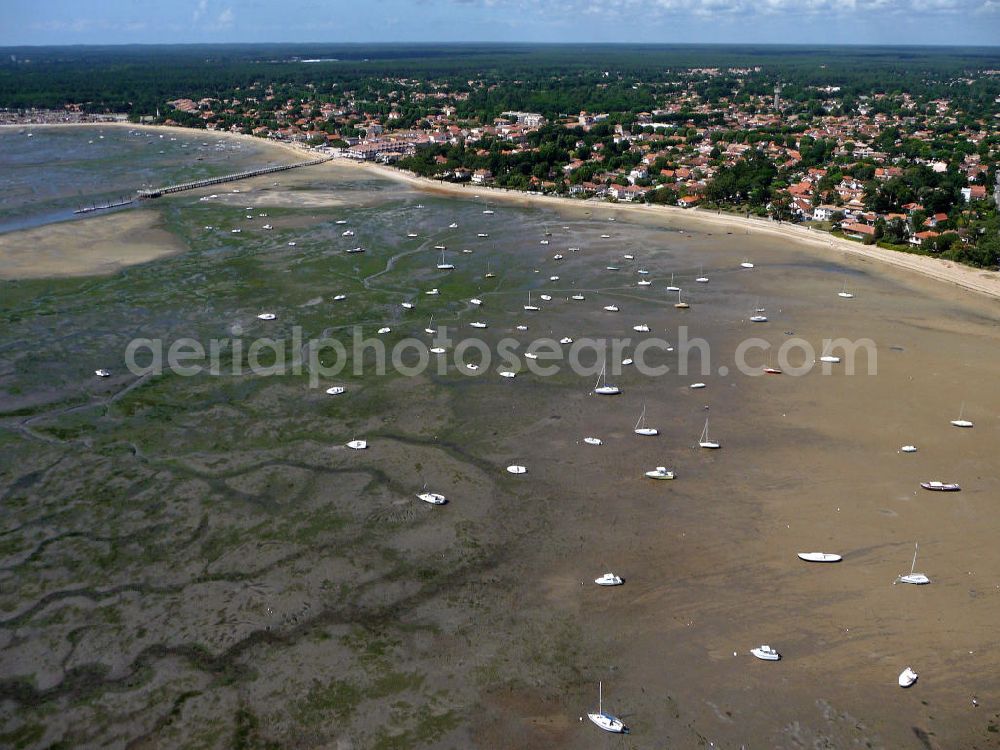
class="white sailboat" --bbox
[674,290,689,309]
[437,249,455,270]
[696,266,709,283]
[749,303,767,323]
[895,543,930,585]
[838,282,855,299]
[587,681,627,734]
[346,439,367,450]
[523,292,540,311]
[593,363,621,396]
[698,417,720,449]
[634,405,659,436]
[951,402,974,428]
[416,484,447,505]
[424,316,437,335]
[666,273,680,292]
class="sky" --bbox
[3,0,1000,47]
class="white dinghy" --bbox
[798,552,842,563]
[346,439,367,450]
[506,464,527,475]
[257,312,277,321]
[325,386,346,396]
[898,667,918,688]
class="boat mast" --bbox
[910,543,919,575]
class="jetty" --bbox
[136,156,330,199]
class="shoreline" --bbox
[336,159,1000,301]
[4,122,998,300]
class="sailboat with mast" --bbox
[698,417,720,449]
[523,291,540,311]
[634,405,659,436]
[950,402,974,428]
[895,543,930,585]
[593,363,621,395]
[587,681,627,734]
[436,249,455,270]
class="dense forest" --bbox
[3,44,1000,119]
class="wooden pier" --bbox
[136,156,330,199]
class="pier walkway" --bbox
[136,156,330,199]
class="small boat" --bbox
[901,445,917,453]
[470,298,483,306]
[424,317,436,335]
[539,294,552,301]
[898,667,918,688]
[335,220,348,225]
[741,260,755,269]
[751,645,781,661]
[262,224,272,230]
[637,268,649,275]
[523,292,540,311]
[634,405,659,436]
[819,355,841,363]
[595,573,623,586]
[698,417,720,449]
[549,275,559,281]
[696,266,709,283]
[346,439,367,450]
[571,294,585,301]
[600,233,611,239]
[621,358,633,366]
[587,682,627,734]
[553,254,564,260]
[798,552,842,563]
[764,366,782,375]
[462,249,473,254]
[499,371,516,379]
[288,241,296,246]
[645,466,675,480]
[425,288,439,296]
[951,403,973,428]
[333,294,347,301]
[584,437,603,446]
[346,246,365,254]
[594,364,621,396]
[559,337,573,345]
[506,464,527,475]
[838,290,855,299]
[430,347,446,354]
[539,239,549,245]
[750,307,768,323]
[325,386,345,395]
[525,353,538,360]
[515,325,528,331]
[633,324,650,332]
[637,279,652,287]
[407,232,419,238]
[477,232,488,237]
[377,327,391,335]
[434,245,447,250]
[606,265,620,271]
[342,230,354,237]
[690,382,707,389]
[417,485,447,505]
[470,321,488,329]
[896,543,930,585]
[603,305,619,312]
[921,481,960,492]
[401,302,415,310]
[482,209,494,215]
[666,274,680,292]
[674,290,689,309]
[449,222,458,228]
[95,369,111,378]
[231,228,242,234]
[257,313,276,321]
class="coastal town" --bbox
[5,61,998,267]
[142,65,1000,268]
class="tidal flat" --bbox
[1,135,999,749]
